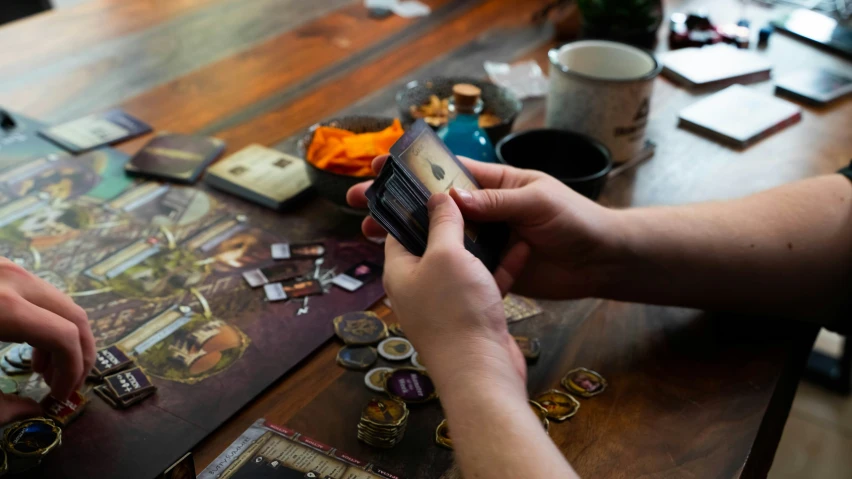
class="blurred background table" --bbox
[0,0,850,477]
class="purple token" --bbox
[384,368,436,403]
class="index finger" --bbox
[457,156,538,190]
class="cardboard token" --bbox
[533,389,580,422]
[513,336,541,362]
[435,419,452,449]
[0,377,17,394]
[364,367,393,392]
[336,346,378,370]
[561,367,607,398]
[529,400,550,434]
[384,368,436,404]
[377,337,413,361]
[333,312,388,346]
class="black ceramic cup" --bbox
[495,129,612,200]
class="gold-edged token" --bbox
[364,367,393,392]
[435,419,452,449]
[388,323,405,338]
[513,336,541,362]
[336,346,378,370]
[533,389,580,422]
[561,367,607,398]
[384,368,437,404]
[529,400,550,434]
[333,312,388,346]
[361,397,408,427]
[377,337,413,361]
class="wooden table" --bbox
[0,0,850,477]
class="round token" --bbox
[179,306,192,314]
[1,357,26,375]
[377,337,414,361]
[333,312,388,346]
[364,367,393,392]
[5,345,26,368]
[410,351,425,370]
[336,346,378,370]
[533,389,580,422]
[388,323,405,338]
[4,417,62,458]
[513,336,541,362]
[435,419,452,449]
[18,344,33,364]
[529,400,550,434]
[361,397,408,426]
[561,367,607,398]
[384,368,437,404]
[0,377,17,395]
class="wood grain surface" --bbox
[0,0,850,477]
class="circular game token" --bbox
[435,419,452,449]
[336,346,378,370]
[377,338,414,361]
[513,336,541,362]
[384,368,437,404]
[333,312,388,346]
[529,400,550,434]
[18,345,32,364]
[533,389,580,422]
[0,357,25,375]
[364,367,393,392]
[388,323,405,338]
[179,305,192,314]
[561,367,607,398]
[5,345,26,368]
[3,417,61,472]
[410,351,425,370]
[361,397,408,426]
[0,377,18,395]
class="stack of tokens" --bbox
[333,312,389,371]
[2,418,62,473]
[93,367,157,409]
[1,344,33,375]
[357,397,408,449]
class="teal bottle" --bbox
[438,84,497,163]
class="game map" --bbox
[0,112,385,479]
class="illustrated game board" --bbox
[0,112,385,479]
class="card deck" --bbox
[204,144,311,210]
[281,279,322,298]
[91,345,133,379]
[263,283,288,302]
[270,242,325,260]
[242,261,313,288]
[39,108,151,153]
[775,69,852,105]
[366,120,508,271]
[126,132,225,184]
[41,391,88,426]
[332,261,382,292]
[104,367,156,403]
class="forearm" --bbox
[427,341,578,479]
[602,174,852,322]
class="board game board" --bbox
[0,112,385,479]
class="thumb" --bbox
[0,393,41,424]
[426,192,465,252]
[451,186,543,224]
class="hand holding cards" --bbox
[365,120,508,271]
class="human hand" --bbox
[0,258,95,422]
[380,193,527,391]
[347,155,622,300]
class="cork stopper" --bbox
[451,84,481,113]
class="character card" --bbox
[281,279,322,298]
[39,108,151,153]
[332,261,382,292]
[263,283,288,302]
[242,261,314,288]
[126,132,225,183]
[270,242,325,260]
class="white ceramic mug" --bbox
[546,40,662,164]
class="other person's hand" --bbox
[0,258,95,422]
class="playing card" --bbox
[39,108,151,153]
[775,69,852,105]
[242,261,313,288]
[263,283,288,302]
[281,279,322,298]
[332,261,382,292]
[366,120,508,271]
[270,242,325,260]
[126,132,224,183]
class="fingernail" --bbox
[453,187,473,204]
[427,193,449,212]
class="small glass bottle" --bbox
[438,84,497,164]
